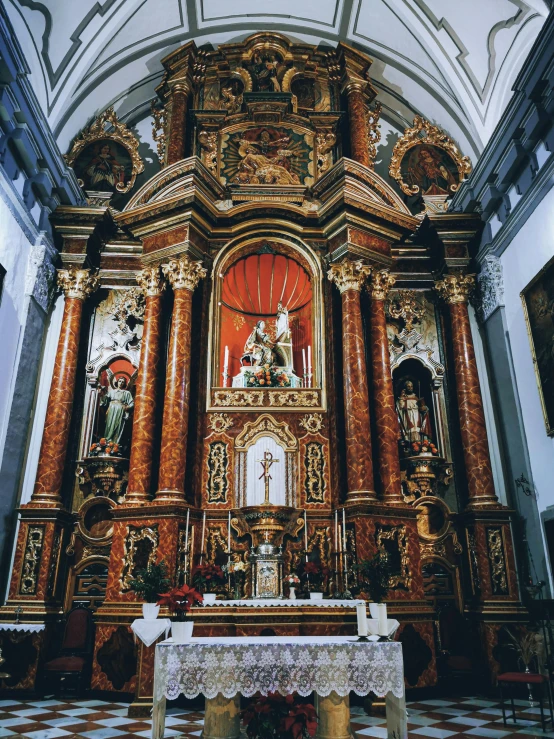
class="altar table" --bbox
[152,635,407,739]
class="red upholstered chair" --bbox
[498,670,554,731]
[42,604,95,697]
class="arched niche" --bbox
[207,235,326,402]
[234,414,298,508]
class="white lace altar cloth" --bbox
[154,635,404,702]
[0,623,44,633]
[200,599,364,608]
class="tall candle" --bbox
[184,508,190,582]
[377,603,388,637]
[223,345,229,386]
[304,510,308,562]
[356,602,368,636]
[342,508,348,590]
[334,509,338,554]
[200,511,206,565]
[227,510,231,553]
[308,345,312,371]
[302,348,307,377]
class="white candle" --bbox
[356,602,368,636]
[223,345,229,386]
[342,508,348,589]
[200,511,206,565]
[184,507,190,582]
[304,510,308,562]
[302,348,307,377]
[377,603,388,637]
[227,510,231,553]
[334,509,338,554]
[308,345,312,371]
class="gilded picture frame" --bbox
[521,253,554,436]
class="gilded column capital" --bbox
[170,79,191,96]
[162,255,207,292]
[57,268,99,300]
[368,269,395,300]
[435,273,475,304]
[327,259,372,293]
[341,75,368,97]
[136,266,166,297]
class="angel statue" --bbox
[275,302,290,342]
[243,321,274,366]
[100,376,134,444]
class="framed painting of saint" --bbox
[522,255,554,435]
[390,116,471,197]
[66,107,144,194]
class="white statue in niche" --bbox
[274,302,294,369]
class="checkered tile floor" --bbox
[0,696,553,738]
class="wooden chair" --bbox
[42,603,95,697]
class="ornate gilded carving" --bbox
[388,290,425,332]
[376,524,412,590]
[327,259,372,293]
[207,441,229,503]
[162,255,207,292]
[19,526,45,595]
[212,390,265,407]
[235,414,297,451]
[57,269,99,301]
[487,527,509,595]
[299,413,324,434]
[221,85,243,115]
[305,442,325,503]
[389,115,472,196]
[112,288,145,331]
[65,107,144,193]
[151,102,167,164]
[206,526,229,566]
[136,266,166,297]
[368,269,395,300]
[466,528,481,594]
[198,131,218,175]
[366,102,382,168]
[120,525,159,590]
[208,413,234,433]
[435,273,475,305]
[290,526,332,575]
[268,390,319,408]
[76,458,129,503]
[316,132,336,176]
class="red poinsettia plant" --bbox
[241,693,317,739]
[296,560,330,590]
[191,563,226,593]
[156,584,203,621]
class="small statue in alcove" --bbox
[396,379,434,449]
[100,376,134,445]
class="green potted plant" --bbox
[297,561,329,599]
[157,584,203,643]
[128,560,170,620]
[192,563,226,603]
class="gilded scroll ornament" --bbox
[57,269,99,301]
[376,525,412,590]
[136,266,166,297]
[19,526,45,595]
[235,414,296,451]
[299,413,324,434]
[327,259,372,293]
[213,390,265,407]
[487,527,509,595]
[305,442,325,503]
[388,290,425,332]
[162,255,207,292]
[207,441,229,503]
[389,116,471,197]
[368,269,395,300]
[120,526,159,590]
[366,102,382,169]
[268,391,319,408]
[151,102,167,164]
[112,288,145,331]
[221,85,243,115]
[316,132,336,176]
[198,131,218,175]
[435,273,475,305]
[208,413,234,433]
[65,107,144,194]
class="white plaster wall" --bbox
[501,185,554,514]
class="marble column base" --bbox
[202,693,241,739]
[316,691,355,739]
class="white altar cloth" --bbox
[152,635,407,738]
[200,598,365,608]
[0,623,44,633]
[131,619,171,648]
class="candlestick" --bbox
[342,508,348,591]
[304,509,308,562]
[184,508,190,582]
[377,603,388,637]
[337,525,343,590]
[302,348,307,387]
[200,511,206,565]
[356,602,368,636]
[227,510,231,553]
[307,345,312,387]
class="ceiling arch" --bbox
[6,0,549,159]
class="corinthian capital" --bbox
[435,273,475,304]
[162,254,207,292]
[136,266,166,297]
[327,259,372,294]
[368,269,395,300]
[57,268,99,300]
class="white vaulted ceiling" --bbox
[7,0,550,160]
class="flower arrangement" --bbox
[410,440,438,456]
[128,560,170,603]
[223,559,247,599]
[353,552,392,604]
[296,561,329,590]
[285,574,300,587]
[245,364,291,388]
[241,693,317,739]
[191,563,226,593]
[89,438,122,457]
[156,584,203,621]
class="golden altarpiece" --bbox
[1,33,525,710]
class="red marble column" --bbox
[166,83,189,166]
[31,269,99,507]
[328,259,376,503]
[156,255,207,502]
[343,81,370,168]
[125,267,166,504]
[368,270,403,505]
[435,274,498,508]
